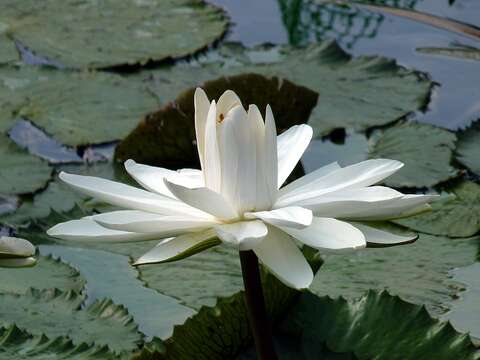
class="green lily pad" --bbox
[456,120,480,176]
[311,232,479,316]
[0,254,85,295]
[394,181,480,237]
[0,66,159,146]
[115,72,318,167]
[0,35,18,64]
[281,291,479,360]
[417,45,480,61]
[0,288,142,353]
[368,122,458,188]
[0,324,119,359]
[142,40,432,137]
[0,0,228,69]
[0,133,52,195]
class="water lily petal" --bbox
[165,180,238,220]
[0,236,35,258]
[216,90,242,123]
[125,159,203,198]
[194,87,210,169]
[204,100,222,192]
[277,124,313,188]
[214,220,268,250]
[47,219,161,242]
[276,159,404,206]
[91,210,217,234]
[352,223,418,247]
[263,105,278,206]
[0,257,37,268]
[245,206,312,229]
[253,225,313,289]
[59,172,207,218]
[282,217,366,252]
[133,229,219,265]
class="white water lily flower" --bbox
[0,236,37,268]
[48,88,435,289]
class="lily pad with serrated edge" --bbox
[456,120,480,176]
[0,133,52,195]
[0,65,160,146]
[0,288,143,354]
[368,122,458,188]
[141,40,432,137]
[0,0,228,69]
[394,180,480,238]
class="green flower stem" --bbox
[239,250,278,360]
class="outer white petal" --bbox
[352,223,418,247]
[194,88,210,168]
[251,105,269,210]
[263,105,278,205]
[204,101,222,192]
[245,207,312,229]
[216,90,242,123]
[0,257,37,268]
[59,172,208,218]
[275,159,404,206]
[277,124,313,188]
[253,225,313,289]
[133,229,218,265]
[125,160,204,198]
[47,219,161,242]
[214,220,268,250]
[165,180,238,220]
[91,210,217,235]
[282,217,366,252]
[0,236,35,258]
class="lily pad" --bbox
[394,181,480,237]
[0,66,160,146]
[0,0,228,69]
[0,133,52,195]
[0,324,118,359]
[0,254,85,295]
[417,45,480,61]
[456,120,480,176]
[311,232,479,316]
[368,122,458,188]
[0,288,142,353]
[115,72,318,167]
[143,40,432,137]
[0,35,17,64]
[281,291,479,360]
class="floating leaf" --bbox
[0,324,118,359]
[395,181,480,237]
[115,72,318,167]
[0,288,142,353]
[311,231,479,315]
[0,133,52,195]
[0,0,228,69]
[142,40,431,137]
[281,291,479,360]
[0,254,85,295]
[368,122,458,187]
[417,45,480,61]
[0,35,17,64]
[456,120,480,176]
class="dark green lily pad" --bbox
[1,0,228,69]
[0,324,118,359]
[456,120,480,176]
[142,40,432,137]
[0,66,160,146]
[115,72,318,167]
[368,122,458,188]
[0,254,85,295]
[0,288,142,353]
[0,133,52,195]
[311,232,479,316]
[0,35,18,64]
[281,291,479,360]
[394,181,480,237]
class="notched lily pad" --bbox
[0,133,52,195]
[369,122,458,188]
[0,0,228,69]
[456,120,480,176]
[394,181,480,238]
[115,73,318,167]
